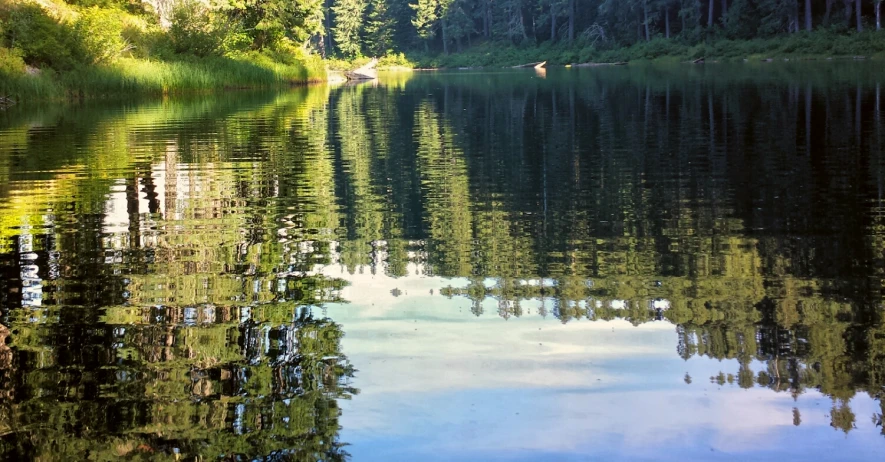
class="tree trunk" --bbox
[805,0,813,30]
[666,6,671,38]
[824,0,834,24]
[550,3,557,41]
[568,0,575,43]
[878,1,882,30]
[708,0,715,27]
[324,0,333,55]
[721,0,727,18]
[845,0,853,23]
[806,84,812,156]
[856,0,863,31]
[644,0,650,41]
[682,3,686,31]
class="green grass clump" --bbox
[1,51,326,101]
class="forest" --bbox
[2,0,885,99]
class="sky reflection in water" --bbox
[1,63,885,460]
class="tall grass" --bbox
[1,51,326,101]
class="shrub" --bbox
[3,3,78,70]
[169,0,218,57]
[378,52,415,69]
[0,46,26,76]
[121,15,172,59]
[74,7,128,64]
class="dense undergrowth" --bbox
[410,29,885,68]
[0,0,325,101]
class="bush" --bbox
[74,7,127,64]
[0,46,27,76]
[169,0,219,57]
[3,3,78,70]
[378,52,415,69]
[121,15,171,59]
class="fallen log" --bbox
[572,61,628,67]
[512,61,545,68]
[345,58,378,80]
[692,57,705,64]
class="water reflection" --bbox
[2,63,885,459]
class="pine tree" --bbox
[333,0,366,56]
[364,0,396,55]
[411,0,440,50]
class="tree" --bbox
[213,0,325,48]
[877,0,883,30]
[541,0,568,41]
[856,0,863,31]
[411,0,440,51]
[806,0,812,30]
[333,0,366,56]
[364,0,395,55]
[444,0,475,50]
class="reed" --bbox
[0,52,327,101]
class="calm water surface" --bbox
[2,64,885,461]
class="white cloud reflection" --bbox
[316,265,884,461]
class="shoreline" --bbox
[3,52,881,106]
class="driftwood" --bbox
[345,58,378,80]
[572,61,628,67]
[692,57,705,64]
[512,61,546,69]
[0,96,15,109]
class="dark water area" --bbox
[1,63,885,460]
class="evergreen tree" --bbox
[333,0,366,56]
[411,0,440,50]
[364,0,396,55]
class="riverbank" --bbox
[0,0,325,102]
[408,30,885,68]
[0,51,326,102]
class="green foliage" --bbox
[364,0,395,56]
[0,0,327,100]
[169,0,220,56]
[0,46,26,76]
[377,51,415,67]
[2,3,78,70]
[411,0,439,41]
[409,29,885,67]
[73,7,127,64]
[216,0,325,49]
[332,0,366,57]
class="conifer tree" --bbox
[364,0,396,55]
[333,0,366,56]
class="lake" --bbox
[1,63,885,461]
